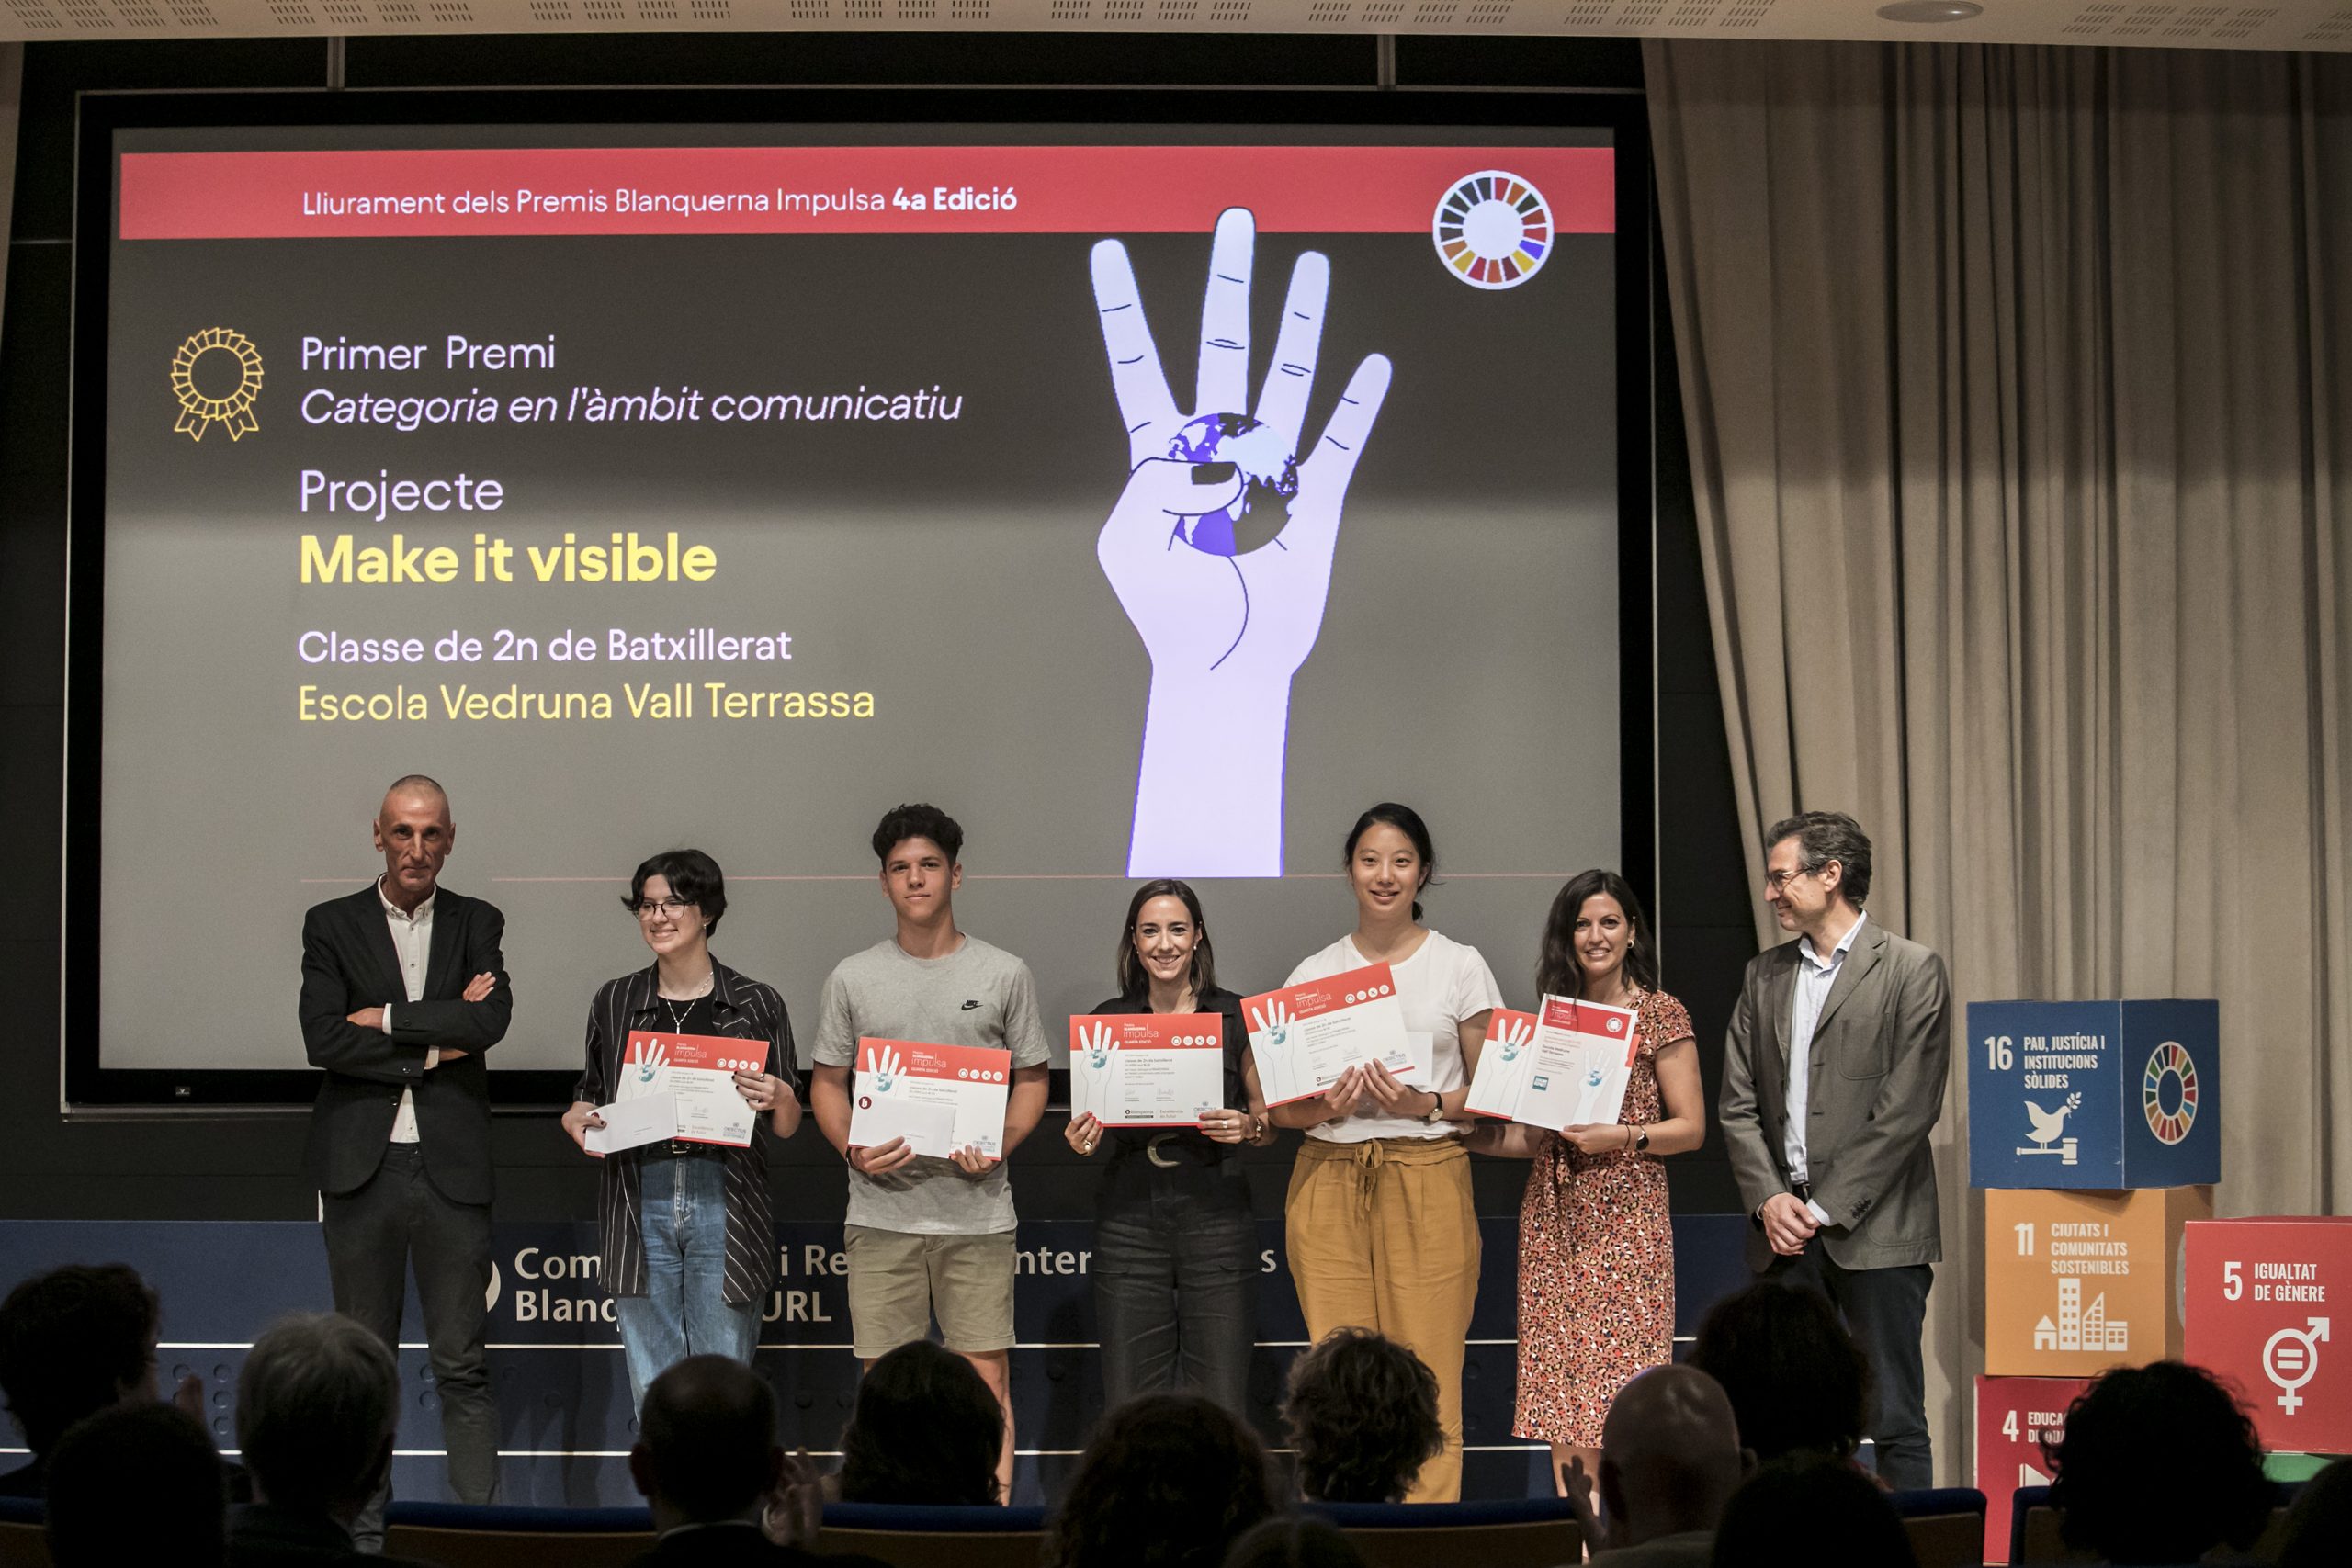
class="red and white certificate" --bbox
[1242,964,1422,1107]
[1068,1013,1226,1127]
[845,1038,1013,1161]
[1464,997,1638,1131]
[587,1030,767,1151]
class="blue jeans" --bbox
[615,1154,761,1409]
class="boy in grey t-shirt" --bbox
[808,804,1050,1496]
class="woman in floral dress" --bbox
[1471,869,1707,1494]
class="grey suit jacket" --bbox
[1718,918,1951,1271]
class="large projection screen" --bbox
[67,96,1647,1107]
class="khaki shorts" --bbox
[843,1225,1017,1359]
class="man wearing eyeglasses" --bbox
[1718,810,1951,1490]
[297,774,511,1545]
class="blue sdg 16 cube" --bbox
[1966,999,2220,1190]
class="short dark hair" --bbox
[837,1340,1003,1506]
[1709,1452,1914,1568]
[1116,879,1219,1000]
[1222,1516,1366,1568]
[1046,1394,1279,1568]
[1343,803,1439,922]
[2277,1455,2352,1568]
[1763,811,1872,907]
[0,1264,161,1457]
[872,803,964,866]
[623,847,729,934]
[2045,1361,2271,1564]
[1686,1280,1871,1463]
[45,1403,226,1568]
[1283,1327,1443,1503]
[1538,869,1660,998]
[236,1313,397,1514]
[638,1356,778,1522]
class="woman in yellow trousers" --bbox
[1261,803,1501,1502]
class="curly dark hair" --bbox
[1686,1280,1870,1463]
[1282,1328,1443,1503]
[1046,1395,1278,1568]
[872,803,964,866]
[835,1341,1002,1506]
[1710,1453,1914,1568]
[0,1264,161,1458]
[2044,1361,2272,1564]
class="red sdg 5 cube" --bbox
[2182,1218,2352,1454]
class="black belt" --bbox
[647,1140,727,1160]
[1790,1178,1814,1201]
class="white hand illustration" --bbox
[1494,1016,1535,1063]
[632,1037,671,1084]
[1078,1021,1117,1071]
[865,1043,903,1095]
[1249,999,1297,1047]
[1091,207,1392,877]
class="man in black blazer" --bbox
[298,775,511,1540]
[1718,811,1951,1491]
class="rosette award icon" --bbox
[170,327,265,442]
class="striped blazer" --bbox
[573,959,797,1306]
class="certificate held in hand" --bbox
[592,1031,765,1152]
[846,1038,1013,1161]
[1069,1014,1225,1127]
[1243,964,1420,1107]
[1464,996,1639,1132]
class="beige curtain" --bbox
[1,43,20,344]
[1647,39,2352,1482]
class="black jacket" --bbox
[300,882,513,1203]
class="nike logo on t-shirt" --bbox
[961,999,981,1010]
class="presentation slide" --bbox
[94,123,1623,1084]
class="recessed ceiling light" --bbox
[1877,0,1983,19]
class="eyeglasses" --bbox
[632,898,696,919]
[1762,865,1821,893]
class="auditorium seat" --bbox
[0,1497,47,1568]
[2008,1481,2302,1564]
[1887,1486,1986,1568]
[1304,1497,1584,1568]
[383,1500,654,1567]
[815,1501,1049,1568]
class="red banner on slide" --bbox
[118,144,1615,240]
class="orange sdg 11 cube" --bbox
[1984,1187,2211,1376]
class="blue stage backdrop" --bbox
[0,1215,1750,1504]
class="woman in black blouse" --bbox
[1066,878,1273,1413]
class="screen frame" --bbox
[63,85,1657,1112]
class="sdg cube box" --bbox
[1968,999,2219,1189]
[1975,1375,2090,1564]
[1984,1187,2210,1376]
[2183,1217,2352,1455]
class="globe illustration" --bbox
[1164,412,1299,556]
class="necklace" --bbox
[657,968,715,1032]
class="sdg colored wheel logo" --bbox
[1432,171,1553,289]
[2142,1041,2199,1145]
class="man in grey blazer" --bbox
[1718,811,1951,1490]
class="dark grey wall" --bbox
[0,30,1750,1224]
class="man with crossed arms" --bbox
[1719,810,1951,1490]
[298,774,511,1542]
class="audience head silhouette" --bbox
[0,1263,162,1477]
[1709,1453,1914,1568]
[1596,1364,1747,1554]
[837,1339,1003,1506]
[236,1312,398,1526]
[1222,1515,1366,1568]
[2044,1359,2271,1565]
[44,1402,227,1568]
[1687,1280,1869,1463]
[1046,1393,1279,1568]
[631,1354,785,1530]
[2275,1455,2352,1568]
[1283,1327,1443,1504]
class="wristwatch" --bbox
[1633,1127,1651,1152]
[1419,1091,1446,1125]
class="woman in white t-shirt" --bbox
[1261,802,1501,1503]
